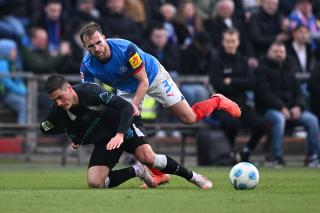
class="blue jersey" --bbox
[80,38,159,93]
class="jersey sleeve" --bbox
[80,62,94,83]
[81,83,134,134]
[40,105,66,135]
[125,43,145,75]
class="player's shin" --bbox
[105,167,136,188]
[153,154,193,180]
[191,98,219,122]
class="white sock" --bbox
[153,154,167,170]
[104,177,110,188]
[132,163,141,177]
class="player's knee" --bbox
[88,178,105,189]
[180,114,196,124]
[138,152,155,166]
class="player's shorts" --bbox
[117,63,185,108]
[88,117,149,169]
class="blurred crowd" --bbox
[1,0,320,167]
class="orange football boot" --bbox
[211,94,241,117]
[141,172,170,188]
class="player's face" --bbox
[49,84,74,110]
[83,31,109,61]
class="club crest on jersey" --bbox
[129,52,142,69]
[119,66,128,74]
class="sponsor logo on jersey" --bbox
[41,120,55,131]
[129,52,143,69]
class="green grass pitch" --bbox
[0,164,319,213]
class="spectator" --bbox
[70,0,101,25]
[21,27,71,74]
[124,0,146,29]
[142,23,180,73]
[209,29,267,162]
[158,3,179,45]
[286,24,316,97]
[175,0,203,48]
[0,39,27,124]
[0,0,38,43]
[193,0,217,20]
[233,0,261,23]
[288,0,320,50]
[33,0,70,55]
[158,3,199,48]
[255,41,319,167]
[249,0,290,57]
[205,0,257,67]
[143,0,179,25]
[100,0,142,44]
[180,31,212,105]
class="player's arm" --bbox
[84,83,134,134]
[40,106,66,135]
[98,89,135,150]
[100,91,134,134]
[126,44,149,115]
[132,67,149,115]
[104,94,133,150]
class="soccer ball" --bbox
[229,162,259,190]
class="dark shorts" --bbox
[88,119,149,169]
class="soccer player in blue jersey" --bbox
[78,22,241,186]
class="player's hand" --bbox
[71,142,80,149]
[132,103,140,116]
[106,133,124,150]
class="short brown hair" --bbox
[45,74,68,94]
[79,22,103,43]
